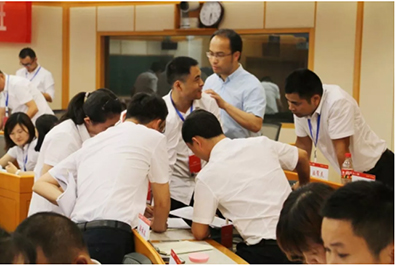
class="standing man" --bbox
[33,93,170,264]
[181,110,310,264]
[0,71,53,128]
[163,56,220,210]
[16,48,55,103]
[285,69,394,188]
[203,29,266,139]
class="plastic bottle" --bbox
[341,153,353,184]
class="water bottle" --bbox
[341,153,353,184]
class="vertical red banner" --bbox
[0,1,32,43]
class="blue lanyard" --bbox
[5,75,9,117]
[308,114,321,148]
[170,92,193,122]
[26,66,41,81]
[23,143,30,171]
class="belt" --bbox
[77,220,131,233]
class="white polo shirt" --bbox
[0,75,53,124]
[193,137,298,245]
[163,92,221,205]
[49,121,169,228]
[28,119,91,216]
[16,65,55,100]
[7,139,39,171]
[294,84,387,174]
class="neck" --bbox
[310,98,322,116]
[219,63,239,81]
[171,90,193,113]
[207,135,226,161]
[28,64,38,73]
[125,117,140,125]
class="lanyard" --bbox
[26,66,41,82]
[308,114,321,162]
[170,92,193,122]
[23,143,30,171]
[5,75,9,117]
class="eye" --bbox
[338,253,349,258]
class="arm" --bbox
[150,182,170,233]
[332,137,350,169]
[0,154,15,168]
[192,223,210,240]
[0,107,5,129]
[294,148,310,185]
[295,136,313,160]
[42,92,53,103]
[24,100,38,119]
[205,89,263,132]
[32,172,63,205]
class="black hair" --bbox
[182,109,223,144]
[0,226,36,264]
[4,112,35,150]
[34,114,59,152]
[19,48,36,59]
[15,212,88,264]
[285,69,323,100]
[210,29,243,61]
[150,61,165,73]
[60,88,122,125]
[276,183,335,262]
[321,181,394,258]
[166,56,199,86]
[125,92,168,124]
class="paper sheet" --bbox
[169,206,231,228]
[167,218,190,229]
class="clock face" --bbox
[199,2,223,27]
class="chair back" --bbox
[260,122,282,141]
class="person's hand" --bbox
[6,162,18,174]
[205,89,227,109]
[291,181,300,191]
[144,204,154,219]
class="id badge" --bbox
[310,162,329,180]
[189,155,201,174]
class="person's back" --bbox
[261,81,280,114]
[133,70,158,95]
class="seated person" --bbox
[321,181,394,264]
[181,109,310,264]
[0,227,36,264]
[14,212,97,264]
[276,183,335,264]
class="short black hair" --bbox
[150,61,165,73]
[276,183,335,262]
[0,226,36,264]
[166,56,199,86]
[4,112,36,150]
[60,88,122,125]
[19,48,36,59]
[285,69,323,100]
[321,181,394,258]
[15,212,88,263]
[182,109,223,144]
[211,29,243,61]
[125,92,168,124]
[35,114,59,152]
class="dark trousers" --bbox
[82,227,134,264]
[236,239,293,264]
[365,149,394,189]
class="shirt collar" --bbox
[77,123,91,142]
[216,64,244,83]
[26,65,41,75]
[209,137,231,161]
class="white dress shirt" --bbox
[0,75,53,124]
[193,137,298,245]
[163,92,221,205]
[16,65,55,100]
[294,84,387,174]
[7,139,39,171]
[49,121,170,228]
[28,119,91,216]
[261,81,280,114]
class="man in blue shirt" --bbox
[203,29,266,139]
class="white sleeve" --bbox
[148,136,170,184]
[270,139,299,171]
[193,177,218,225]
[328,99,355,140]
[7,146,18,159]
[43,133,80,166]
[210,99,222,126]
[14,83,34,105]
[294,115,309,137]
[44,73,55,100]
[48,151,78,183]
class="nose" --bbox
[288,103,295,111]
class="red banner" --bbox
[0,2,32,43]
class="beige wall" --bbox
[0,6,63,109]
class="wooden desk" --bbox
[0,172,34,231]
[133,229,165,264]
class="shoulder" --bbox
[199,92,218,108]
[15,68,25,76]
[240,70,262,87]
[10,75,30,87]
[323,84,355,108]
[204,74,219,86]
[40,67,53,77]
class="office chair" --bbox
[260,122,282,141]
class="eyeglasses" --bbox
[206,52,233,60]
[20,62,33,67]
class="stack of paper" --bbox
[169,206,231,228]
[167,218,190,229]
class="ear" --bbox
[233,51,241,61]
[174,80,183,92]
[83,116,91,124]
[191,136,202,148]
[73,254,89,264]
[311,94,321,105]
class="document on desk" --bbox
[153,241,214,256]
[170,206,231,228]
[55,172,77,218]
[167,218,190,229]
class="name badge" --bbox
[170,249,182,264]
[352,171,376,182]
[137,213,151,241]
[189,155,201,174]
[310,162,329,180]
